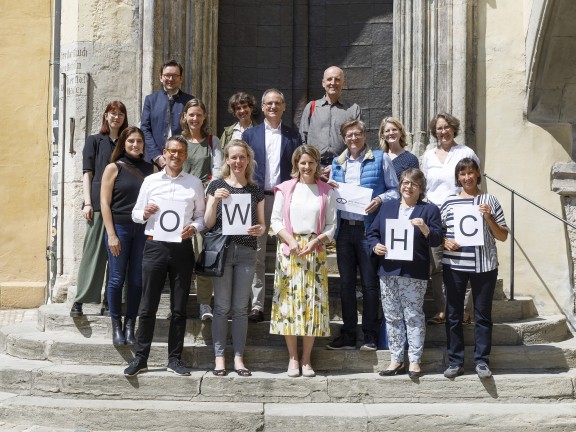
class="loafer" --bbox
[408,370,422,379]
[475,362,492,379]
[287,367,301,378]
[443,365,464,379]
[326,336,356,350]
[248,308,264,322]
[302,367,316,377]
[70,302,83,318]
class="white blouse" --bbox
[421,144,479,207]
[271,183,336,241]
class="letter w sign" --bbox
[222,194,252,235]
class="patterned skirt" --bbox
[269,234,331,337]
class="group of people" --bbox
[72,59,508,381]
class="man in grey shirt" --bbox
[300,66,361,177]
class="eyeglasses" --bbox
[263,101,283,107]
[436,126,451,132]
[401,180,420,189]
[108,112,125,118]
[165,148,186,156]
[162,73,181,79]
[344,132,363,139]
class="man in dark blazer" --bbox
[141,60,194,168]
[242,88,301,321]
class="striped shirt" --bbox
[440,194,507,273]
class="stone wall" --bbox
[217,0,393,146]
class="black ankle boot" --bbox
[111,318,126,345]
[124,318,136,345]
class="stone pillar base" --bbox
[0,282,46,308]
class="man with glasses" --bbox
[327,119,398,351]
[242,88,302,322]
[124,136,205,377]
[141,60,194,169]
[300,66,361,178]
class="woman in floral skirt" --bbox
[269,145,336,377]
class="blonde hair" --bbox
[378,116,407,151]
[220,139,257,185]
[290,145,322,180]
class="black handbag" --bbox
[195,230,230,277]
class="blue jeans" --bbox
[104,223,146,320]
[444,267,498,366]
[335,221,379,343]
[212,242,257,358]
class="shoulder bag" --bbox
[195,229,230,277]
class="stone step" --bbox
[0,355,574,404]
[2,323,576,372]
[36,304,565,347]
[0,391,574,432]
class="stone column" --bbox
[392,0,476,156]
[191,0,219,128]
[551,161,576,313]
[52,0,143,302]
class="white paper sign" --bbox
[333,182,373,215]
[454,205,484,246]
[385,218,414,261]
[152,200,186,242]
[222,194,252,235]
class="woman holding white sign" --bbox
[204,139,265,377]
[270,145,336,377]
[441,158,508,379]
[367,168,442,378]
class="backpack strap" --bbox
[116,160,145,181]
[309,100,316,120]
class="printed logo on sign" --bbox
[336,197,348,204]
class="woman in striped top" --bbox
[440,158,508,379]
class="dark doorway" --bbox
[217,0,393,146]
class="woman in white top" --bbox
[269,145,336,378]
[421,113,480,325]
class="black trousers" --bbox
[134,239,194,362]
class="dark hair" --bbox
[290,145,322,180]
[99,101,128,135]
[180,98,210,139]
[160,59,183,76]
[110,126,144,163]
[261,88,285,105]
[228,92,257,115]
[399,168,427,200]
[221,139,256,185]
[429,112,460,139]
[165,135,188,150]
[379,116,407,151]
[455,157,481,186]
[340,119,366,137]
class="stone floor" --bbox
[0,308,36,328]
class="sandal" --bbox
[212,369,227,376]
[234,368,252,377]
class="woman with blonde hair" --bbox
[378,116,419,180]
[270,145,336,377]
[204,139,265,376]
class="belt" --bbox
[264,190,274,196]
[342,219,364,226]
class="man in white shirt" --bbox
[124,136,205,377]
[242,89,302,322]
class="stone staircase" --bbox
[0,245,575,431]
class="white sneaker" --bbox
[200,304,213,321]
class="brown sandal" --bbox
[212,369,227,376]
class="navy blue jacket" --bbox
[367,199,442,280]
[242,122,301,190]
[140,89,194,163]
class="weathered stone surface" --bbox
[0,396,263,431]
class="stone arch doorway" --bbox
[216,0,394,145]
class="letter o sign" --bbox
[159,210,180,232]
